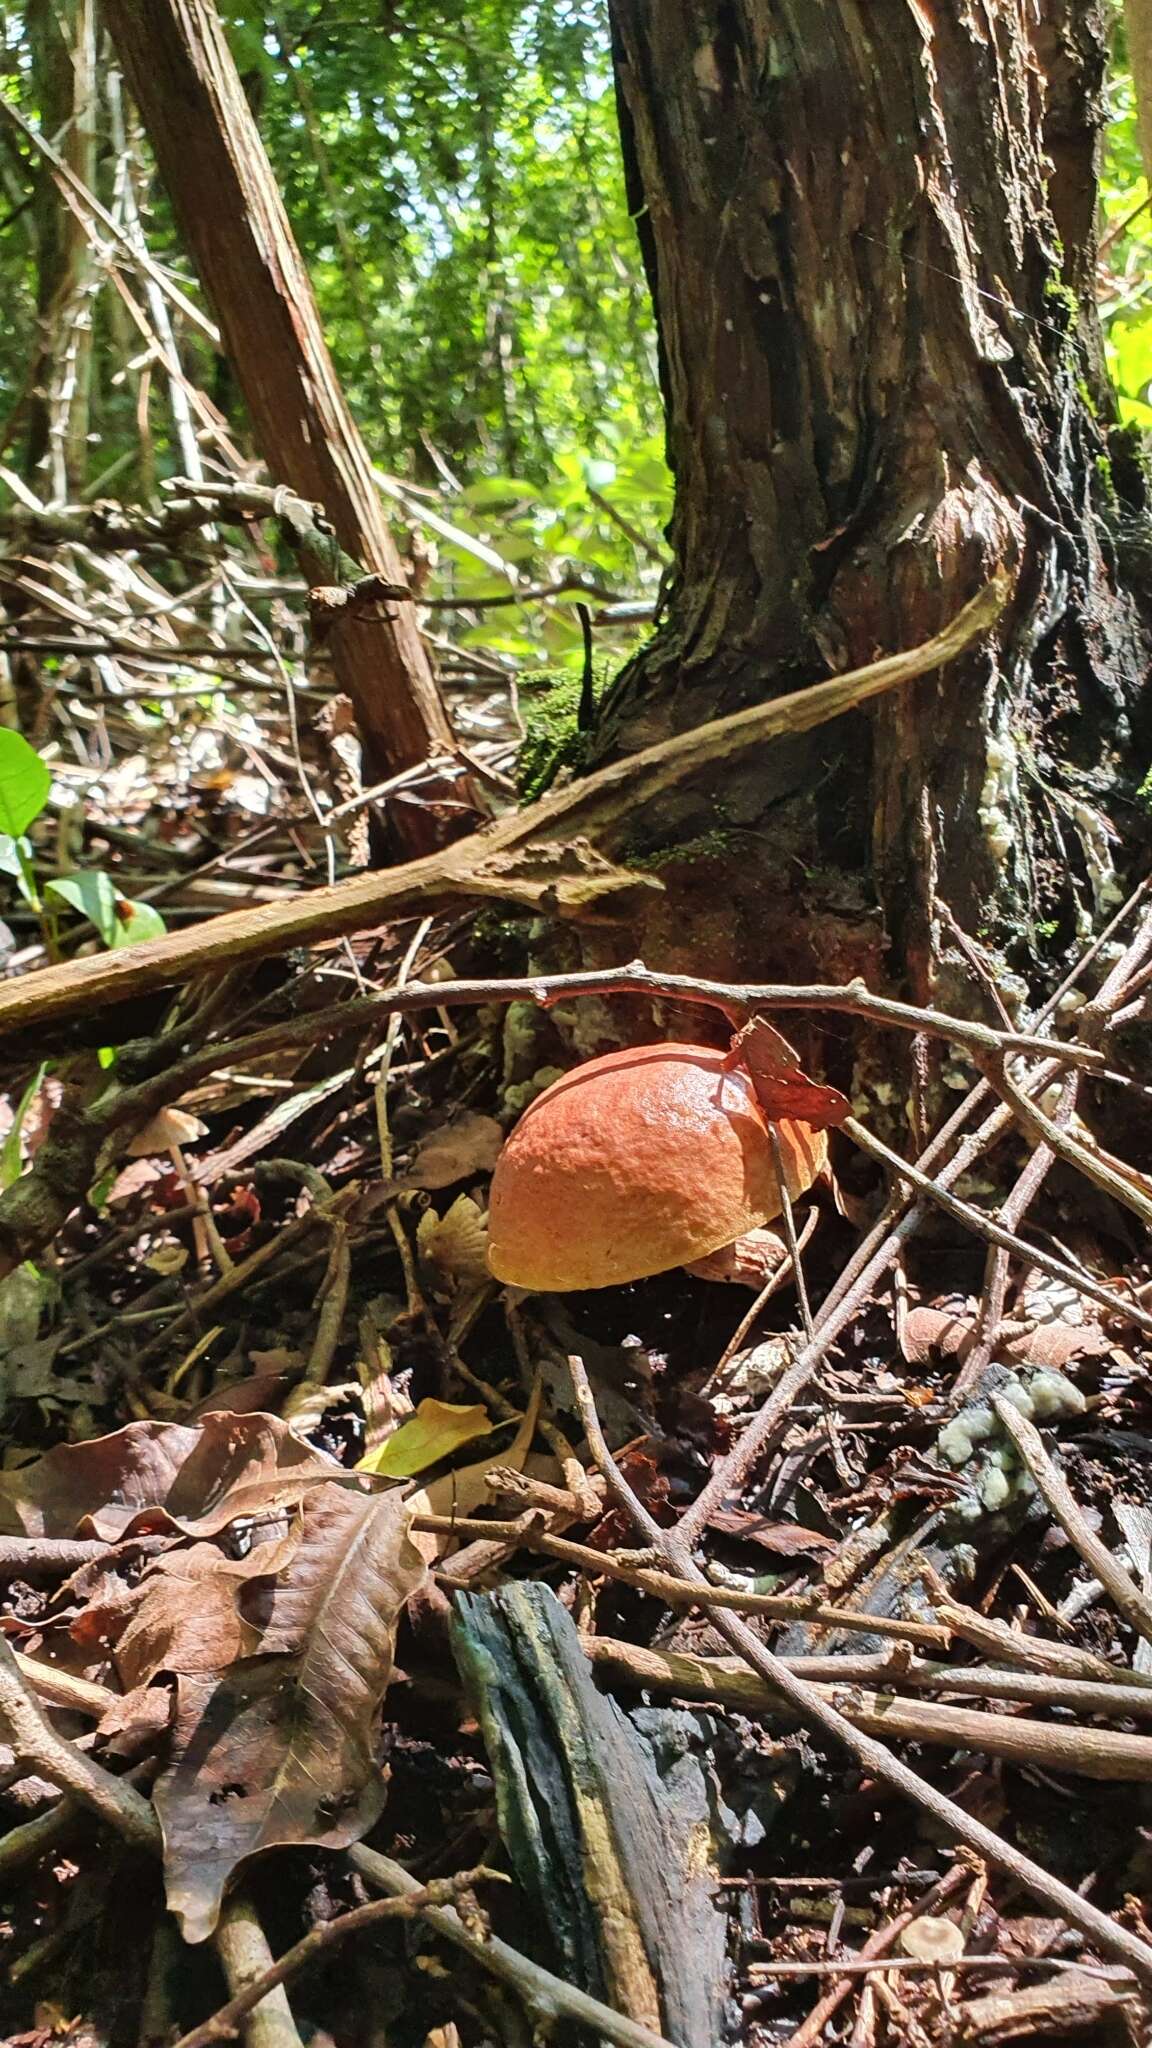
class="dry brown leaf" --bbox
[683,1227,789,1286]
[705,1509,837,1558]
[404,1112,503,1189]
[114,1533,298,1690]
[901,1304,975,1364]
[726,1016,851,1129]
[0,1413,373,1543]
[96,1683,173,1759]
[153,1483,425,1943]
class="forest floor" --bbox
[0,502,1150,2048]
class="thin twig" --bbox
[419,1512,949,1648]
[992,1399,1152,1648]
[779,1862,973,2047]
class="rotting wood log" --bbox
[100,0,480,851]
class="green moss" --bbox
[627,825,745,871]
[515,659,615,798]
[1044,276,1079,330]
[1138,764,1152,812]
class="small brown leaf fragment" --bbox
[902,1304,975,1364]
[705,1509,837,1558]
[404,1112,504,1189]
[683,1226,788,1286]
[96,1683,173,1759]
[725,1016,851,1130]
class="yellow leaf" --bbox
[357,1399,495,1478]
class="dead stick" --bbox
[584,1637,1152,1781]
[0,1638,158,1852]
[174,1869,502,2048]
[347,1844,678,2048]
[417,1512,950,1649]
[993,1399,1152,1648]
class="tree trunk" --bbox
[101,0,482,855]
[25,0,98,497]
[601,2,1151,1024]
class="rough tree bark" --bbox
[101,0,482,855]
[601,3,1152,1037]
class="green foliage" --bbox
[238,0,660,482]
[45,872,167,950]
[1100,34,1152,429]
[0,731,50,839]
[515,651,617,796]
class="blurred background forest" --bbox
[0,0,673,688]
[0,0,1149,778]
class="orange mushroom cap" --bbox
[487,1041,827,1291]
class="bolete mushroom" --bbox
[487,1041,827,1292]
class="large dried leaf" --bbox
[0,1421,200,1538]
[0,1413,368,1542]
[153,1483,425,1942]
[115,1534,298,1691]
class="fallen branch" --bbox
[176,1867,503,2048]
[0,577,1005,1036]
[0,1638,159,1853]
[420,1510,950,1648]
[213,1894,303,2048]
[584,1636,1152,1780]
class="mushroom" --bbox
[487,1041,827,1292]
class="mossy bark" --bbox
[597,2,1152,1018]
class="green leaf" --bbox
[356,1398,495,1478]
[0,1063,48,1192]
[111,899,167,947]
[45,875,167,950]
[0,733,50,838]
[460,476,540,508]
[46,870,121,945]
[0,835,39,909]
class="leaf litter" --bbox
[0,667,1151,2043]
